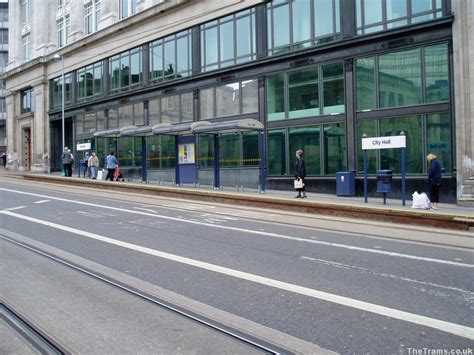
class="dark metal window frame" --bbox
[77,60,104,103]
[20,87,35,114]
[109,46,143,94]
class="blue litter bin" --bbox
[376,170,392,193]
[336,171,355,196]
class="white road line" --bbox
[1,210,473,341]
[3,206,26,211]
[34,200,50,204]
[1,187,473,268]
[300,256,474,296]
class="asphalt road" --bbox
[1,178,473,354]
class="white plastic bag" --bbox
[411,191,431,210]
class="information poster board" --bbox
[178,143,195,164]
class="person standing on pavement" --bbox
[294,149,307,199]
[426,153,442,209]
[105,151,118,181]
[61,147,73,177]
[88,152,99,179]
[1,152,6,168]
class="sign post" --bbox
[361,134,407,205]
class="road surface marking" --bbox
[1,188,473,268]
[1,210,473,341]
[34,200,50,204]
[300,256,474,297]
[3,206,26,211]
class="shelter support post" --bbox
[401,147,406,206]
[259,130,266,194]
[175,136,180,185]
[213,134,220,189]
[364,150,368,203]
[141,137,147,183]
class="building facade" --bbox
[2,0,473,204]
[0,0,8,155]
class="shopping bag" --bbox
[97,170,103,180]
[294,179,304,189]
[411,191,431,209]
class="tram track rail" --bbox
[1,235,291,355]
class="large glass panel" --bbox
[386,0,407,21]
[356,120,377,174]
[220,133,240,167]
[314,0,334,37]
[412,0,432,14]
[150,42,163,80]
[134,102,144,126]
[364,0,383,25]
[181,92,194,122]
[380,115,422,174]
[149,98,160,125]
[292,0,311,45]
[161,95,180,124]
[356,57,376,110]
[268,129,286,175]
[177,35,189,77]
[236,16,251,57]
[427,113,451,173]
[220,21,234,62]
[204,27,218,66]
[273,4,290,49]
[216,83,240,117]
[242,131,259,166]
[424,44,449,103]
[93,65,102,96]
[108,108,118,129]
[266,74,285,121]
[86,66,93,96]
[379,48,421,108]
[120,55,129,88]
[241,79,258,114]
[130,50,141,85]
[323,63,345,114]
[289,126,321,176]
[198,134,214,168]
[323,122,346,174]
[289,68,319,118]
[120,104,133,127]
[110,57,120,91]
[84,112,96,134]
[162,39,175,78]
[200,88,214,119]
[96,110,105,132]
[147,135,160,169]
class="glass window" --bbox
[134,102,144,126]
[121,0,137,19]
[289,126,321,176]
[314,0,335,38]
[76,114,84,135]
[356,120,377,174]
[118,137,134,167]
[425,44,449,103]
[109,47,142,93]
[21,88,34,113]
[84,112,96,134]
[323,122,346,174]
[266,74,285,121]
[268,129,287,176]
[427,113,451,173]
[201,8,256,71]
[289,68,319,118]
[176,35,190,77]
[200,88,214,120]
[380,115,422,174]
[243,132,259,166]
[356,57,376,110]
[181,92,194,122]
[364,0,383,25]
[161,135,175,169]
[322,63,344,114]
[386,0,407,21]
[164,39,175,77]
[161,95,180,124]
[412,0,432,14]
[293,0,311,47]
[272,4,290,51]
[149,98,160,125]
[220,133,240,167]
[379,48,421,108]
[216,83,240,117]
[119,104,133,127]
[108,108,118,129]
[198,134,214,168]
[97,110,105,132]
[241,79,258,114]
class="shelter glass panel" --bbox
[118,137,134,167]
[242,131,259,166]
[161,135,176,169]
[220,133,240,167]
[147,135,160,169]
[198,134,214,168]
